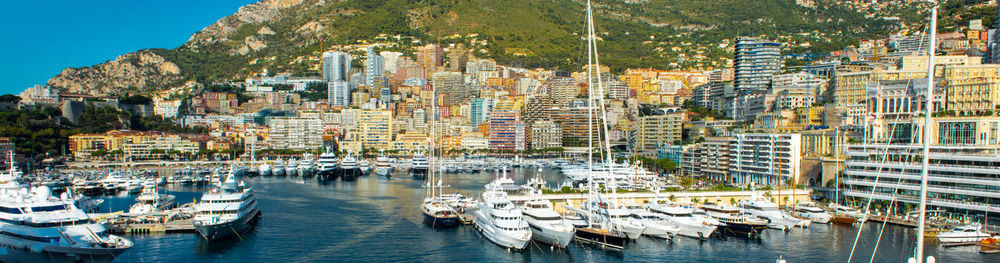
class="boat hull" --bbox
[717,222,768,238]
[422,211,459,228]
[831,216,858,225]
[525,223,574,248]
[194,210,262,241]
[937,234,991,243]
[575,227,626,250]
[339,168,360,181]
[674,222,716,239]
[412,167,429,179]
[0,235,131,263]
[473,210,531,250]
[376,167,393,176]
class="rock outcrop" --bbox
[46,51,181,95]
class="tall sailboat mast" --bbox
[585,0,596,228]
[914,2,938,262]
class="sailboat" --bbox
[421,83,459,228]
[566,0,630,250]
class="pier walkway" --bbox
[507,189,811,203]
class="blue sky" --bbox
[0,0,258,95]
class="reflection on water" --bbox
[99,168,998,263]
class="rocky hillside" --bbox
[45,0,941,96]
[46,51,182,95]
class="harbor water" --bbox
[99,167,997,263]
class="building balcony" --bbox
[842,178,1000,199]
[843,189,1000,214]
[843,169,1000,187]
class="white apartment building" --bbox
[268,117,323,150]
[728,133,801,186]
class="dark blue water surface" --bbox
[100,168,997,263]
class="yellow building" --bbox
[338,140,362,154]
[832,69,926,108]
[944,78,1000,116]
[390,133,428,154]
[638,113,684,151]
[358,110,393,150]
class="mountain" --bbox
[45,0,925,96]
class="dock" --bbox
[98,204,197,235]
[106,219,196,234]
[941,241,1000,254]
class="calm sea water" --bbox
[97,167,996,263]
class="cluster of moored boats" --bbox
[0,148,262,263]
[416,166,974,252]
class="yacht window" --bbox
[0,230,60,243]
[30,205,68,212]
[0,206,21,214]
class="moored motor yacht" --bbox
[0,186,133,262]
[792,202,831,224]
[937,223,992,243]
[375,155,393,176]
[193,168,261,241]
[700,202,769,238]
[473,183,531,250]
[646,202,717,239]
[520,198,575,248]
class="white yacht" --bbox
[473,182,531,250]
[193,169,261,240]
[258,161,272,176]
[411,153,429,178]
[375,155,393,176]
[625,204,679,239]
[359,159,371,175]
[792,202,831,224]
[97,171,128,191]
[272,159,286,177]
[937,223,992,243]
[297,158,314,176]
[316,151,339,179]
[285,158,298,177]
[339,154,360,180]
[0,186,132,262]
[646,202,717,239]
[520,198,575,248]
[128,182,176,215]
[738,193,801,231]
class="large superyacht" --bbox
[473,178,532,250]
[0,186,133,263]
[193,168,262,240]
[410,152,429,179]
[316,149,340,180]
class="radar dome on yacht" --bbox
[31,186,52,201]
